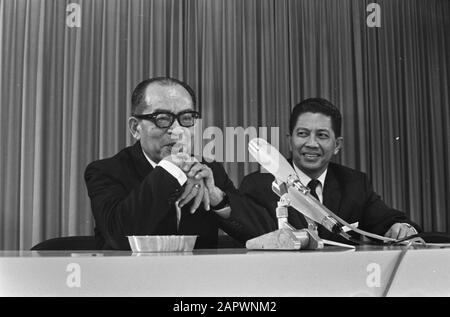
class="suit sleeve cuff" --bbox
[212,193,229,210]
[157,160,187,186]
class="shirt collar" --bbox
[293,163,327,188]
[142,148,157,168]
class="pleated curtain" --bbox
[0,0,449,249]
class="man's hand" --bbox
[384,223,418,240]
[178,176,209,213]
[176,161,227,213]
[183,163,225,207]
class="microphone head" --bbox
[248,138,296,183]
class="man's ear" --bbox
[334,137,343,155]
[128,117,141,140]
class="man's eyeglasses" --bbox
[132,110,201,128]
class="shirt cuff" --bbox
[157,160,187,186]
[213,206,231,219]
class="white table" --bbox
[1,245,449,296]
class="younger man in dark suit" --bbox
[85,77,246,249]
[239,98,420,243]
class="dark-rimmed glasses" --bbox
[132,110,200,128]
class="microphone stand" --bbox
[245,181,324,250]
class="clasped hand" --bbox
[166,153,224,214]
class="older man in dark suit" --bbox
[85,77,247,250]
[239,98,420,243]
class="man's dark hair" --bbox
[289,98,342,137]
[131,77,197,115]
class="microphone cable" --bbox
[382,237,426,297]
[385,232,450,247]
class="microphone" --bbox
[248,138,295,183]
[248,138,343,234]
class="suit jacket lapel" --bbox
[323,165,342,216]
[131,141,154,180]
[131,140,181,233]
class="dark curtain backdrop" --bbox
[1,0,449,249]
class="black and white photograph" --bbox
[0,0,449,301]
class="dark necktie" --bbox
[307,179,320,202]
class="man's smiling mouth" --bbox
[302,153,321,159]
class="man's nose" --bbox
[167,119,181,133]
[305,134,319,147]
[168,122,187,142]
